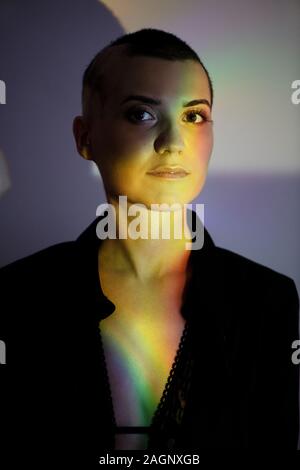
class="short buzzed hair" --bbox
[82,28,214,121]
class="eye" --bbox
[126,107,155,123]
[182,110,209,124]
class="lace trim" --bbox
[147,320,195,449]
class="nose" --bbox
[154,123,185,156]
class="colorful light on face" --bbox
[88,51,213,210]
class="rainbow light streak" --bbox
[99,310,179,425]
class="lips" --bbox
[146,166,190,178]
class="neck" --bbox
[99,196,193,281]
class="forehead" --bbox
[100,45,210,107]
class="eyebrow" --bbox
[121,95,211,109]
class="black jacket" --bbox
[0,211,299,463]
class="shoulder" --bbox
[0,242,76,280]
[0,243,80,309]
[214,244,298,294]
[210,245,299,338]
[0,242,79,337]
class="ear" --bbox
[72,115,92,161]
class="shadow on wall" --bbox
[0,0,124,259]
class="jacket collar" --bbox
[75,208,218,322]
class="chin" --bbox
[144,196,195,210]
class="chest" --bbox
[98,270,187,438]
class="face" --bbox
[77,46,213,209]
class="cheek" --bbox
[198,127,213,155]
[202,138,213,165]
[95,137,147,189]
[189,129,213,167]
[103,126,148,165]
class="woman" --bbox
[0,28,299,458]
[73,27,214,451]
